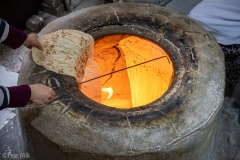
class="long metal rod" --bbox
[56,55,168,93]
[80,56,168,84]
[31,56,169,107]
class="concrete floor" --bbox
[0,0,240,159]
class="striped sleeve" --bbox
[0,86,10,110]
[0,18,27,49]
[0,19,10,43]
[0,85,31,110]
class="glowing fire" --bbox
[78,34,174,109]
[102,87,113,99]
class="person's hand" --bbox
[29,84,56,105]
[23,33,43,50]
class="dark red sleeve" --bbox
[7,85,31,107]
[2,25,27,49]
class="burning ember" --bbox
[102,87,113,99]
[79,34,174,109]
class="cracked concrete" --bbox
[111,6,120,22]
[126,115,134,154]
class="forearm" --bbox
[0,85,31,110]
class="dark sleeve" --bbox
[7,85,31,108]
[2,25,28,49]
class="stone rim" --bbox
[32,3,223,124]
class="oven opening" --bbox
[77,34,174,109]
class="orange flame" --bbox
[79,34,174,109]
[102,87,113,99]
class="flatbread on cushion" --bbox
[32,29,94,81]
[32,29,102,102]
